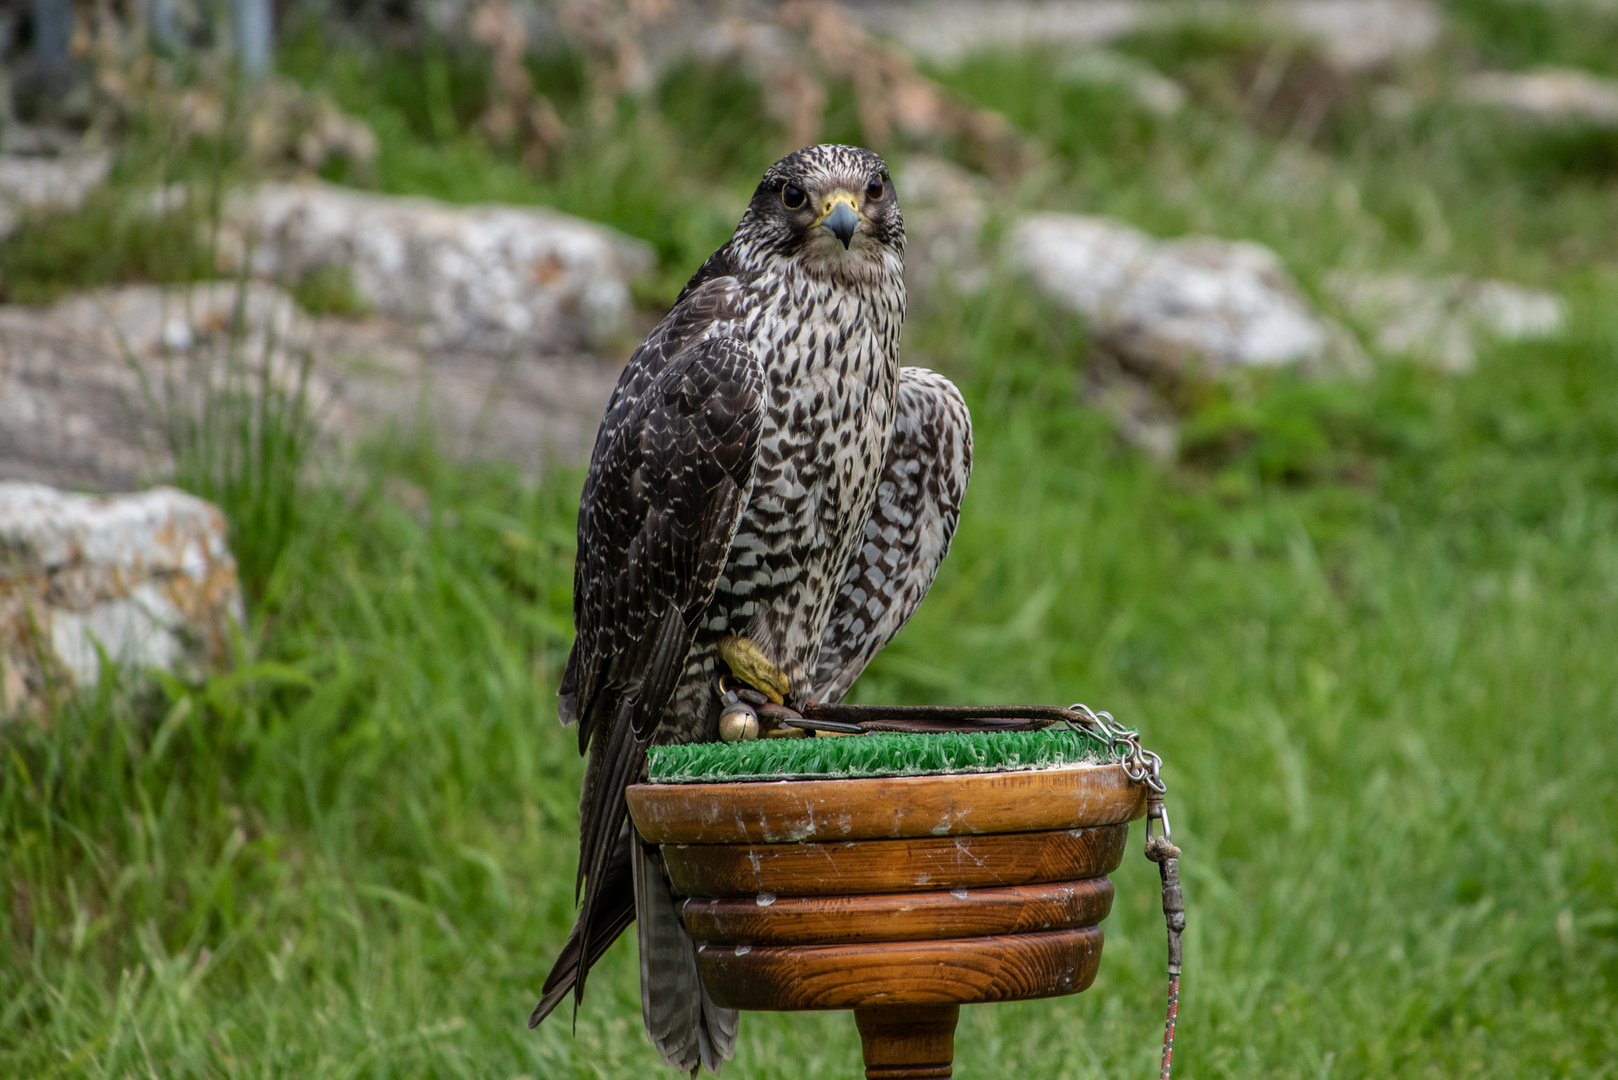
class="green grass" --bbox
[4,5,1618,1077]
[139,276,322,605]
[6,300,1615,1078]
[1448,0,1618,78]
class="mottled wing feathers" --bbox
[808,368,972,702]
[548,309,764,1024]
[560,276,748,733]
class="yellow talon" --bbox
[718,635,790,704]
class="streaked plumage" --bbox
[530,145,973,1073]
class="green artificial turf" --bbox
[646,726,1112,783]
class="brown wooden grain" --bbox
[856,1005,959,1079]
[696,927,1105,1010]
[662,824,1128,898]
[680,878,1114,945]
[627,764,1146,845]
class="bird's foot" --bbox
[717,635,790,704]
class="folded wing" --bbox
[809,368,973,702]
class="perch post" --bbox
[855,1005,959,1079]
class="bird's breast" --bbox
[752,283,899,477]
[707,274,904,675]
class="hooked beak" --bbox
[816,193,862,249]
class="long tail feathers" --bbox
[634,836,739,1075]
[530,824,636,1029]
[540,604,727,1069]
[531,830,739,1076]
[698,977,741,1074]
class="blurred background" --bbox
[2,1,1616,1076]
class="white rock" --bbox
[853,0,1443,71]
[0,483,243,717]
[856,1,1147,65]
[1325,271,1565,372]
[41,280,306,364]
[0,282,623,492]
[1472,281,1566,340]
[1459,68,1618,126]
[219,181,656,351]
[1284,0,1443,72]
[0,148,113,240]
[1010,213,1351,376]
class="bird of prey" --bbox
[529,144,973,1074]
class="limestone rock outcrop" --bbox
[0,483,242,718]
[0,147,112,240]
[0,282,624,492]
[219,181,656,351]
[1010,212,1359,378]
[1325,271,1565,372]
[1459,68,1618,127]
[853,0,1443,71]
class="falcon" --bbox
[529,144,973,1073]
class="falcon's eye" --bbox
[781,184,807,210]
[866,177,886,200]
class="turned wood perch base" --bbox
[627,764,1147,1077]
[856,1005,959,1079]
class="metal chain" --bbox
[1070,702,1182,1080]
[1066,702,1167,794]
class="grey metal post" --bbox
[232,0,273,77]
[31,0,74,70]
[146,0,179,52]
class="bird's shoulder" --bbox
[565,318,766,732]
[597,272,751,433]
[675,243,745,306]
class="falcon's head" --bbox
[734,144,903,281]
